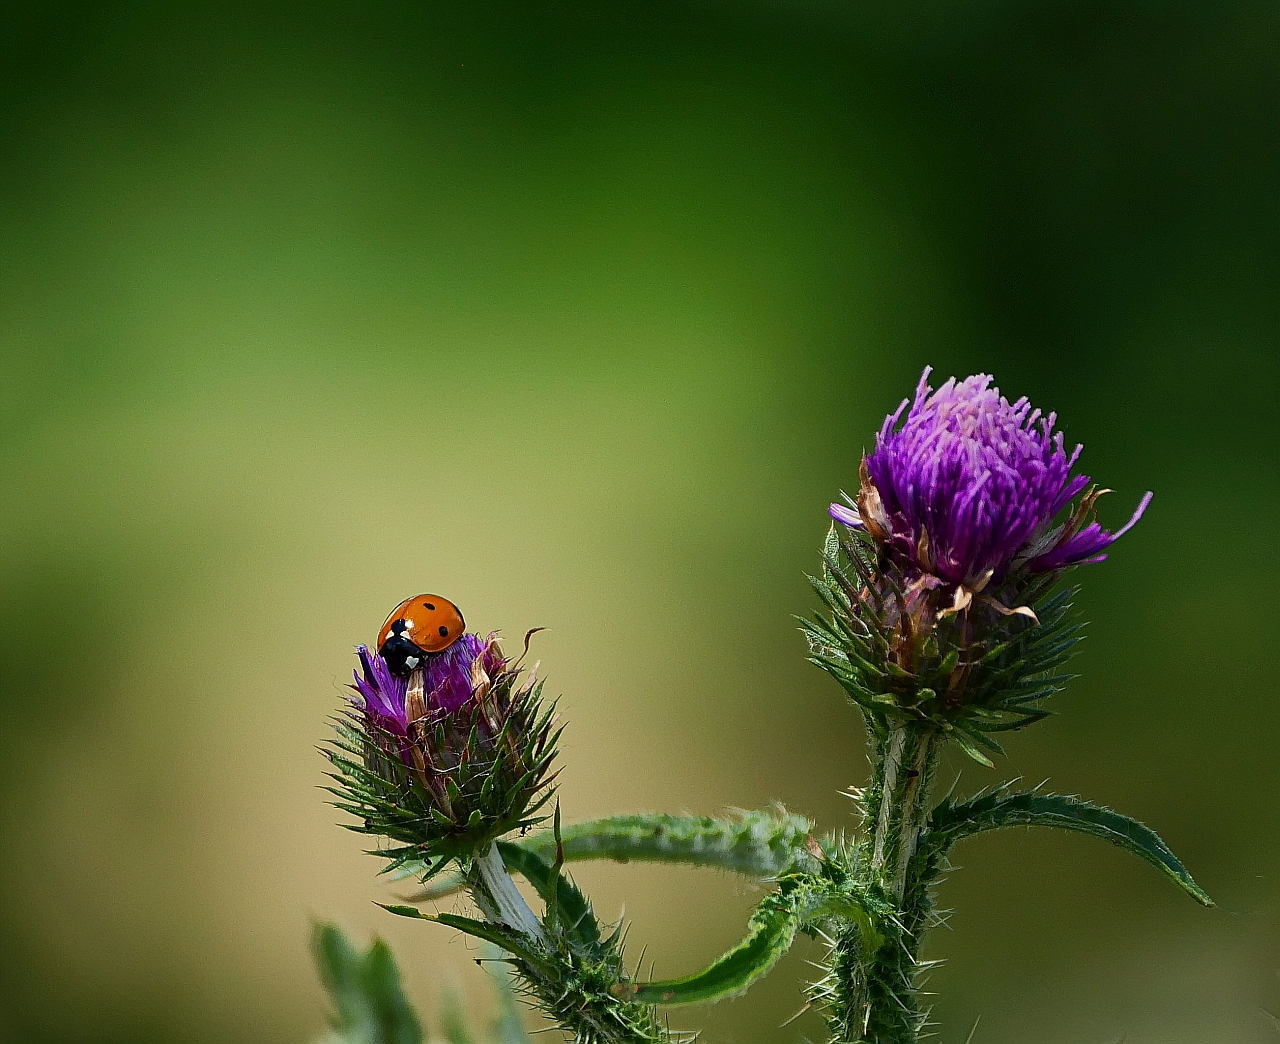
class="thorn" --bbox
[781,1002,812,1028]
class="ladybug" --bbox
[377,594,466,676]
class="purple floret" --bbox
[354,644,409,736]
[832,367,1151,586]
[352,632,509,730]
[1026,490,1153,572]
[423,632,507,713]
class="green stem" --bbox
[871,725,939,901]
[465,846,666,1044]
[827,722,940,1044]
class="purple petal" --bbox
[1028,491,1153,572]
[424,632,486,714]
[352,644,409,735]
[829,503,863,528]
[854,367,1150,583]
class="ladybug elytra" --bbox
[377,593,466,676]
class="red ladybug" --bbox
[377,594,465,676]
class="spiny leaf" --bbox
[497,841,601,954]
[625,879,854,1006]
[915,788,1212,906]
[628,901,798,1005]
[375,906,551,968]
[404,810,817,903]
[948,729,995,768]
[539,810,815,871]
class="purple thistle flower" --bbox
[334,626,558,852]
[423,632,508,713]
[352,633,507,731]
[831,367,1151,590]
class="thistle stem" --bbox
[871,724,939,899]
[469,843,547,945]
[825,722,941,1044]
[467,846,666,1044]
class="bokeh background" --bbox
[2,2,1278,1042]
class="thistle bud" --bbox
[807,368,1152,760]
[327,631,560,872]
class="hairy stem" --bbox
[825,722,940,1044]
[466,845,666,1044]
[871,724,939,900]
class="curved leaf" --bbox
[625,880,857,1007]
[530,811,817,874]
[627,891,800,1006]
[914,788,1212,906]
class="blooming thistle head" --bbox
[325,629,560,875]
[806,368,1152,761]
[831,367,1151,592]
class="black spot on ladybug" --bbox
[425,602,436,610]
[438,625,449,636]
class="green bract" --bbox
[324,661,561,877]
[804,523,1083,765]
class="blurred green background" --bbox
[2,2,1277,1042]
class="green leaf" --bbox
[627,879,853,1007]
[378,904,432,919]
[629,896,799,1005]
[947,728,995,768]
[823,521,842,570]
[404,810,817,903]
[375,906,551,969]
[915,788,1212,906]
[497,841,602,954]
[527,810,817,876]
[312,922,423,1044]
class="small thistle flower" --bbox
[808,368,1153,760]
[327,630,561,875]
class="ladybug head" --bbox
[379,620,429,676]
